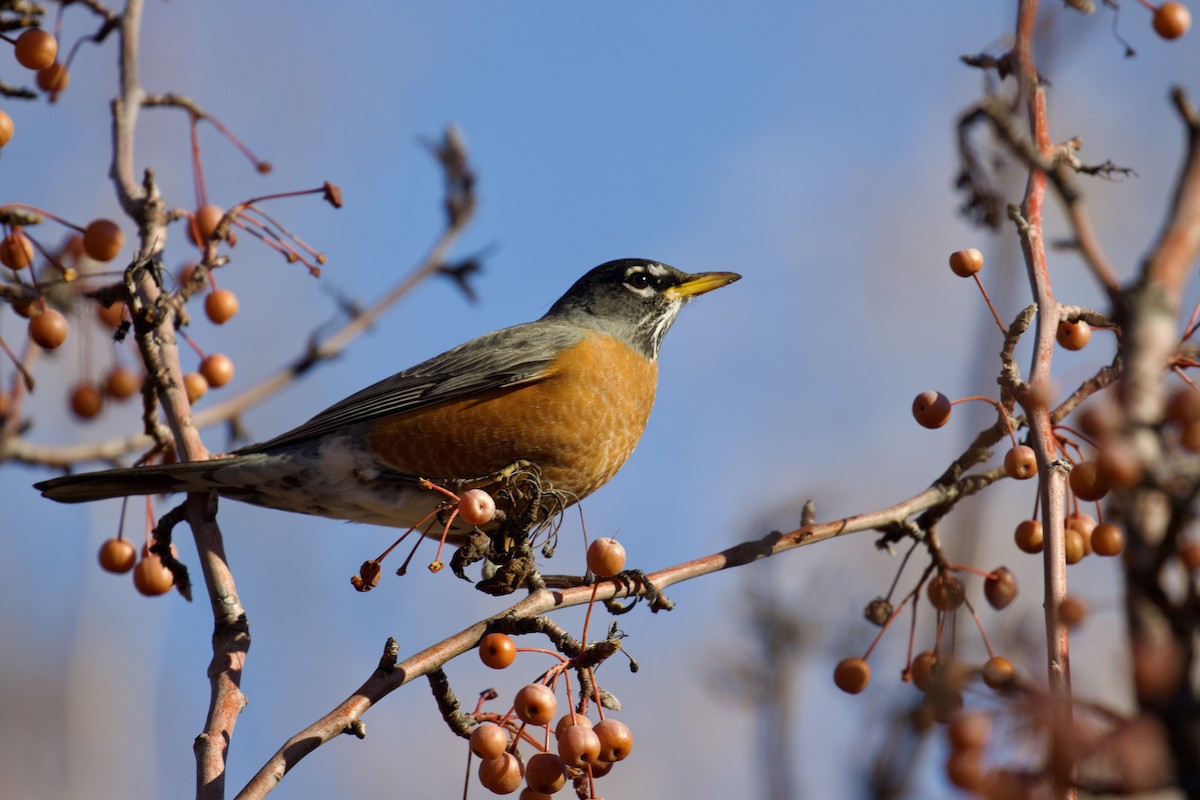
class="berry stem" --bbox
[951,394,1019,446]
[973,273,1008,335]
[962,595,996,659]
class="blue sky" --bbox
[3,2,1198,798]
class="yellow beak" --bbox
[664,271,742,300]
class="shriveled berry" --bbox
[593,718,633,762]
[28,307,68,349]
[984,567,1017,610]
[513,683,556,726]
[927,573,966,611]
[204,288,239,324]
[912,390,952,429]
[83,219,123,262]
[982,656,1017,690]
[479,632,517,669]
[98,537,136,574]
[1056,319,1091,351]
[0,229,34,269]
[69,382,104,419]
[1004,445,1037,480]
[524,753,567,794]
[948,248,984,278]
[1065,529,1086,564]
[587,537,626,577]
[133,554,174,596]
[1069,460,1109,501]
[199,353,234,388]
[15,29,58,71]
[478,751,523,795]
[1091,522,1125,557]
[469,721,508,760]
[557,724,601,767]
[104,365,141,400]
[833,657,870,694]
[1154,2,1192,38]
[458,488,497,526]
[184,372,208,403]
[1015,519,1043,554]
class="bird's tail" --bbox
[34,455,266,503]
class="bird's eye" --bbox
[626,271,652,289]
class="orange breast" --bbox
[366,332,658,500]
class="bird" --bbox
[35,259,739,542]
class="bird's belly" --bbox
[366,333,658,500]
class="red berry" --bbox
[513,684,556,726]
[458,488,497,526]
[469,721,508,760]
[0,109,12,147]
[479,632,517,669]
[587,537,626,577]
[556,724,601,767]
[83,219,124,262]
[204,288,239,324]
[833,656,870,694]
[0,229,34,269]
[1056,319,1091,351]
[1014,519,1044,554]
[1091,522,1125,557]
[984,567,1017,610]
[948,248,984,278]
[1004,445,1037,480]
[1154,2,1192,38]
[98,537,137,574]
[14,29,58,71]
[28,308,68,349]
[199,353,234,388]
[478,752,523,795]
[133,554,174,596]
[593,718,633,762]
[912,390,952,429]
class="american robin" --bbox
[35,259,739,541]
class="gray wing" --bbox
[238,320,586,454]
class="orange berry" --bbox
[469,721,508,760]
[524,753,567,794]
[1091,522,1125,557]
[204,288,239,324]
[1154,2,1192,38]
[479,632,517,669]
[927,573,966,611]
[833,656,871,694]
[946,749,987,790]
[35,61,68,94]
[1183,421,1200,453]
[1069,460,1109,501]
[557,724,601,767]
[478,752,524,795]
[96,301,125,328]
[593,718,633,762]
[188,204,225,246]
[14,29,58,71]
[947,710,991,752]
[98,537,136,574]
[1167,386,1200,426]
[982,656,1016,689]
[83,219,124,262]
[1066,511,1097,538]
[1015,519,1044,554]
[1059,595,1088,627]
[1065,528,1086,564]
[0,229,34,269]
[554,713,592,739]
[1097,440,1143,488]
[984,567,1017,610]
[1004,445,1037,479]
[912,390,952,429]
[104,365,141,400]
[28,307,68,349]
[910,651,939,691]
[133,554,174,596]
[1056,319,1091,351]
[69,382,104,419]
[513,683,556,726]
[948,248,984,278]
[458,488,497,526]
[0,109,12,147]
[184,372,208,403]
[587,536,626,577]
[199,353,234,388]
